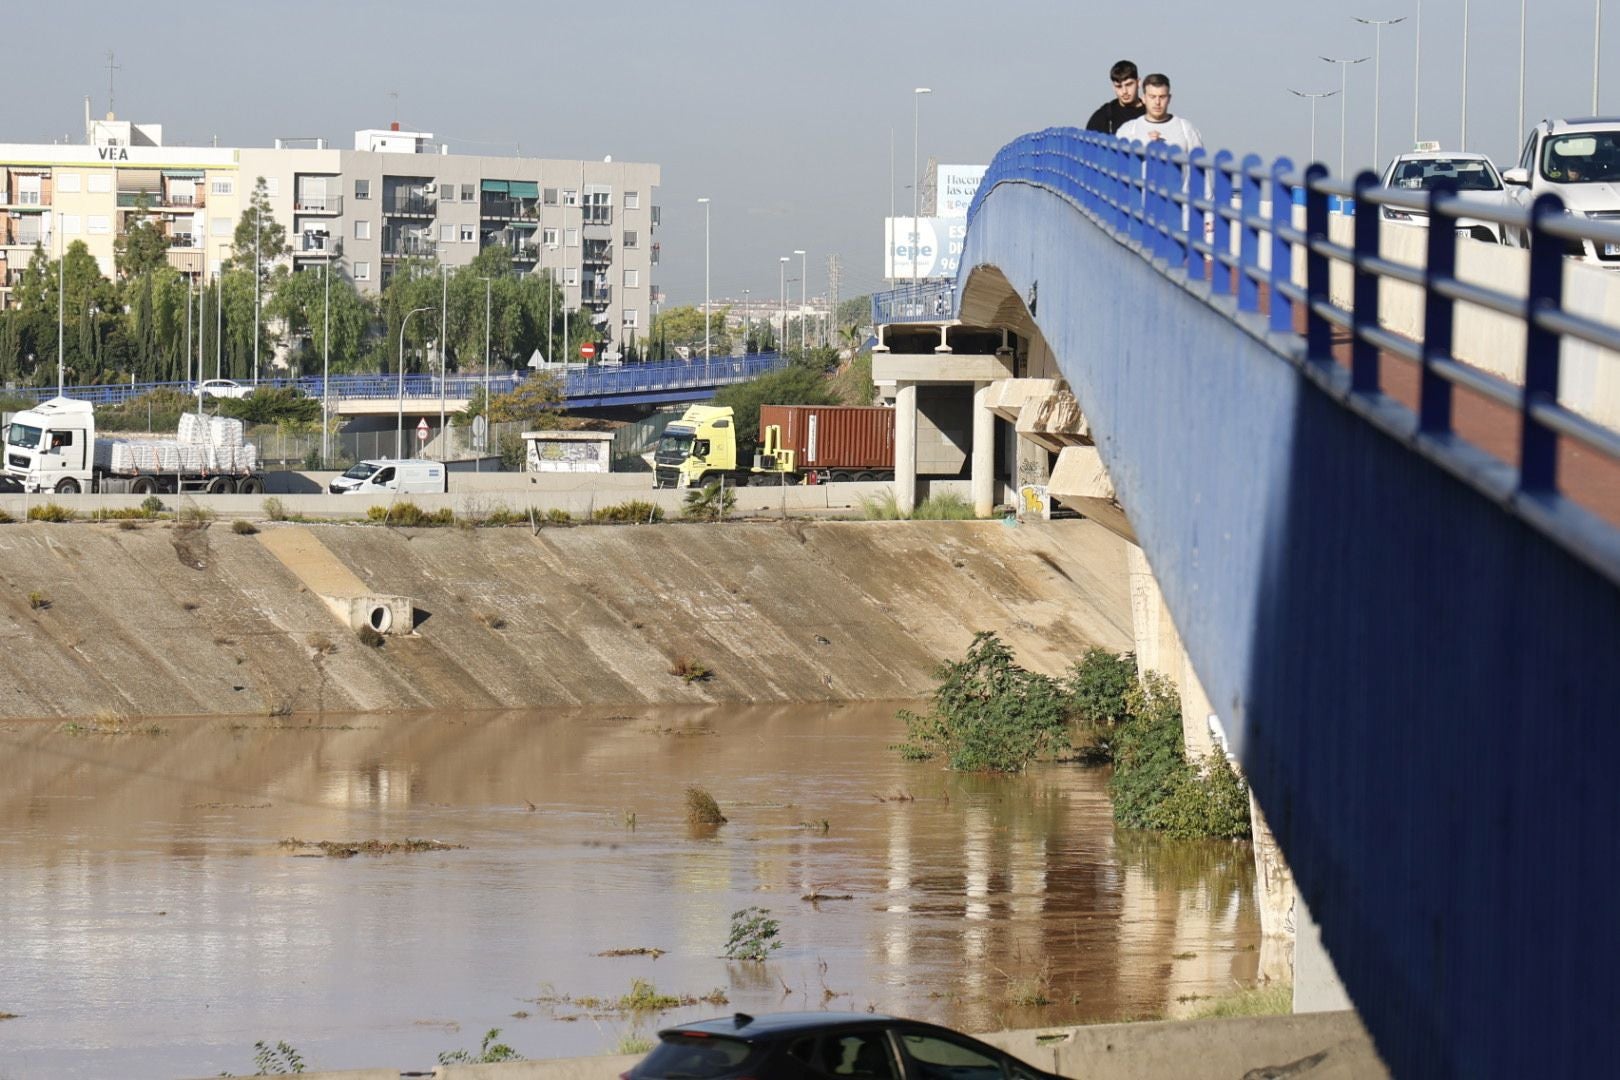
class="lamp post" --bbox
[56,211,63,396]
[1413,0,1423,144]
[779,256,789,354]
[1354,16,1406,170]
[1321,55,1370,175]
[794,249,806,354]
[697,197,710,365]
[741,287,750,351]
[1461,0,1472,150]
[1290,89,1339,165]
[439,264,448,460]
[396,306,431,459]
[912,87,931,283]
[321,262,330,467]
[1596,0,1605,114]
[479,275,491,473]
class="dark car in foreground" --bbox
[623,1011,1062,1079]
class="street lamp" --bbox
[1290,89,1340,165]
[742,287,750,351]
[396,305,432,459]
[1354,15,1406,171]
[1596,0,1605,114]
[779,256,790,354]
[1461,0,1472,150]
[698,197,710,364]
[439,265,448,460]
[1413,0,1423,144]
[1320,55,1370,175]
[55,211,64,396]
[912,87,931,283]
[321,262,330,467]
[794,249,806,354]
[479,275,491,473]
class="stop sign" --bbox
[580,342,597,360]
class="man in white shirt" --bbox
[1116,73,1204,154]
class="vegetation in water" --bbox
[438,1027,523,1065]
[1186,983,1292,1019]
[722,906,782,961]
[684,786,726,825]
[278,838,464,858]
[1110,673,1251,840]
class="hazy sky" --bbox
[1,0,1614,306]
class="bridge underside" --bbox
[959,181,1620,1078]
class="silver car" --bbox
[1502,117,1620,266]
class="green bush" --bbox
[1109,672,1251,839]
[722,906,781,961]
[498,432,526,472]
[682,481,735,521]
[140,495,165,515]
[1066,648,1139,761]
[367,502,454,527]
[545,507,573,524]
[593,499,664,524]
[262,497,287,521]
[896,631,1071,772]
[27,502,76,523]
[438,1028,522,1066]
[216,387,320,425]
[96,389,193,433]
[910,492,976,520]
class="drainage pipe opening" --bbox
[368,606,393,634]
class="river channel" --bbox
[0,702,1258,1078]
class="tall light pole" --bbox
[1413,0,1424,144]
[396,305,431,458]
[697,197,710,364]
[1461,0,1471,150]
[439,264,448,460]
[1354,16,1406,170]
[741,287,750,351]
[1321,56,1370,175]
[912,87,931,283]
[794,249,807,353]
[56,211,64,396]
[1290,89,1339,165]
[1596,0,1605,114]
[778,256,789,353]
[479,276,491,473]
[1519,0,1528,144]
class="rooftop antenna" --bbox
[388,88,399,125]
[105,50,120,116]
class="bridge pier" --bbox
[972,382,995,517]
[894,382,918,515]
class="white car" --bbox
[197,378,251,400]
[1502,118,1620,266]
[1377,149,1514,243]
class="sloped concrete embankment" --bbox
[0,519,1132,720]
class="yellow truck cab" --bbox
[653,405,739,488]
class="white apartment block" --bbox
[1,113,661,348]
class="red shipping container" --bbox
[758,405,894,470]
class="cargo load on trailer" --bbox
[2,397,264,495]
[653,403,896,488]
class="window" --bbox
[354,178,371,200]
[87,215,110,235]
[623,268,639,288]
[622,308,638,328]
[624,190,639,209]
[898,1031,999,1078]
[565,227,579,247]
[461,183,475,202]
[543,227,558,247]
[460,224,475,243]
[89,173,113,194]
[563,267,578,286]
[354,261,371,281]
[354,220,371,240]
[209,178,233,196]
[623,230,638,249]
[56,173,81,194]
[17,176,41,205]
[440,224,457,243]
[543,187,558,205]
[562,188,578,206]
[211,216,232,236]
[61,214,80,235]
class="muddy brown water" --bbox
[0,703,1257,1078]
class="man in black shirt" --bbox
[1086,59,1147,135]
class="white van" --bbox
[328,459,447,495]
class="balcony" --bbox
[292,233,340,257]
[167,234,199,249]
[580,284,612,307]
[481,198,539,221]
[382,237,437,259]
[4,231,43,247]
[294,194,343,214]
[164,193,200,208]
[510,243,538,264]
[582,241,613,266]
[383,194,436,217]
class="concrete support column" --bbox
[971,381,995,517]
[894,381,918,516]
[1294,893,1353,1013]
[1251,794,1298,986]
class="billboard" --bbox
[884,216,967,280]
[936,164,987,218]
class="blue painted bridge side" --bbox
[961,166,1620,1076]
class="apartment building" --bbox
[1,113,662,350]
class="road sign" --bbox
[472,414,488,452]
[416,418,430,443]
[580,342,596,360]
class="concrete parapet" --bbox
[872,351,1015,383]
[1048,446,1134,544]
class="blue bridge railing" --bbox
[941,127,1620,586]
[3,353,790,409]
[871,281,956,325]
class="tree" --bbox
[230,177,290,273]
[114,192,169,279]
[712,363,838,451]
[266,266,372,375]
[651,304,731,357]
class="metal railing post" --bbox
[1188,148,1208,282]
[1521,193,1567,494]
[1269,158,1296,334]
[1304,165,1333,365]
[1419,183,1459,434]
[1239,153,1263,313]
[1350,171,1382,393]
[1212,151,1235,295]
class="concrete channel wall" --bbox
[221,1010,1382,1080]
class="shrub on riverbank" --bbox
[1110,673,1251,840]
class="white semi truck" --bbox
[2,397,264,495]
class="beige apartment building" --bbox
[1,113,661,351]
